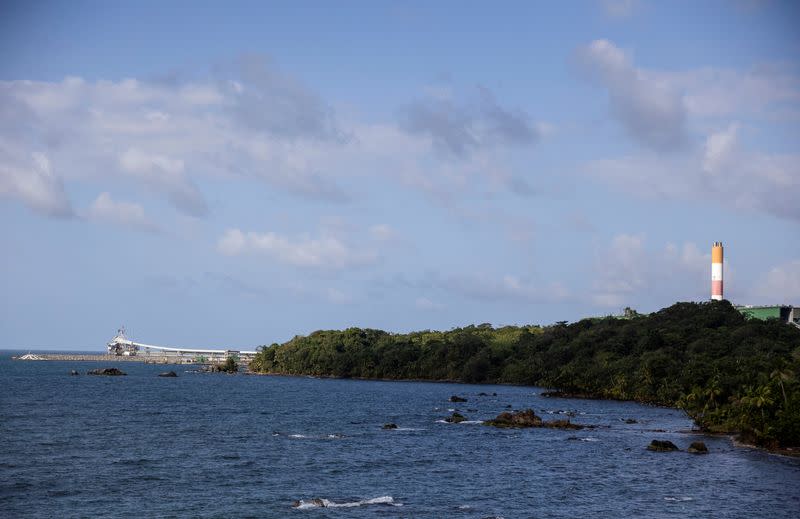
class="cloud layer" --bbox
[591,234,711,308]
[217,228,378,269]
[0,141,72,217]
[576,39,688,151]
[399,87,541,156]
[87,192,159,232]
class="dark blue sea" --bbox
[1,351,799,518]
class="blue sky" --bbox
[1,0,799,350]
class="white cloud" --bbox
[591,235,712,308]
[217,228,378,269]
[369,224,396,241]
[649,63,800,121]
[118,147,207,217]
[87,192,159,232]
[576,39,688,151]
[0,62,346,219]
[592,233,648,303]
[217,228,246,256]
[755,260,800,303]
[586,127,800,221]
[703,123,739,174]
[0,142,72,217]
[119,147,184,176]
[0,66,554,224]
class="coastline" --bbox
[247,369,798,457]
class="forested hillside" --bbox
[250,301,800,449]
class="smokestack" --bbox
[711,242,723,301]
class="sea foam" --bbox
[293,496,401,509]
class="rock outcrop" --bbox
[87,368,126,376]
[484,409,585,429]
[647,439,679,452]
[687,441,709,454]
[485,409,542,427]
[449,395,467,402]
[69,370,79,376]
[158,371,178,377]
[445,412,467,423]
[382,423,398,430]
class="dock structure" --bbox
[13,353,201,364]
[104,328,258,363]
[13,328,258,364]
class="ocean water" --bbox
[1,351,799,518]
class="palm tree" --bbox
[770,367,793,407]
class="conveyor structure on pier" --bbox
[107,328,257,361]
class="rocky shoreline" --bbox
[249,371,798,457]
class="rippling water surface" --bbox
[1,352,799,518]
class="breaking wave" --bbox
[664,496,694,502]
[293,496,402,509]
[273,432,345,440]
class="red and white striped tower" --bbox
[711,242,724,301]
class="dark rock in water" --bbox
[69,370,79,376]
[624,418,638,424]
[544,419,585,430]
[647,439,679,452]
[505,404,512,409]
[449,395,467,402]
[291,498,325,508]
[567,436,580,441]
[158,371,178,377]
[492,392,497,396]
[485,409,542,428]
[484,409,585,429]
[382,423,398,430]
[687,441,709,454]
[445,412,467,423]
[477,392,489,396]
[87,368,126,376]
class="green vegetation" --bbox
[219,355,239,373]
[250,301,800,450]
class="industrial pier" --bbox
[13,328,258,364]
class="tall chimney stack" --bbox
[711,242,724,301]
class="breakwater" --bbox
[14,353,197,364]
